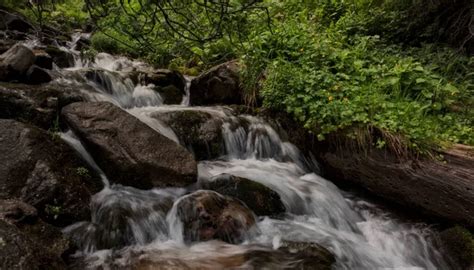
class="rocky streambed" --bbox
[0,8,473,270]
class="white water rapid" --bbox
[54,41,451,269]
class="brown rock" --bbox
[153,109,224,160]
[0,119,102,226]
[175,190,256,244]
[61,101,198,189]
[190,60,242,105]
[0,44,35,81]
[0,200,69,270]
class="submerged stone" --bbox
[174,190,256,244]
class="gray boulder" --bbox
[0,44,35,82]
[0,200,69,270]
[175,190,256,244]
[135,69,186,104]
[153,109,224,160]
[190,60,242,105]
[0,119,102,226]
[61,102,198,189]
[0,83,83,130]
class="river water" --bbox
[54,40,450,269]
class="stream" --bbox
[47,37,451,269]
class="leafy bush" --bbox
[240,0,473,151]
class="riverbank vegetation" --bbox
[4,0,472,153]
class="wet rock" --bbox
[0,83,83,130]
[440,226,474,270]
[25,65,52,84]
[205,174,286,216]
[45,45,74,68]
[75,35,91,51]
[138,69,186,104]
[153,109,225,160]
[33,50,53,70]
[62,102,198,189]
[175,190,256,244]
[0,220,67,269]
[190,60,242,105]
[0,10,33,33]
[0,199,37,225]
[0,200,70,269]
[0,119,102,226]
[0,43,35,82]
[0,38,16,54]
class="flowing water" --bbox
[51,38,452,269]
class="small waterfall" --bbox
[50,47,451,269]
[60,130,109,186]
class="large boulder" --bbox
[138,69,186,104]
[190,60,242,105]
[0,200,69,270]
[0,44,35,82]
[0,119,102,226]
[205,174,286,216]
[0,83,83,130]
[61,102,198,189]
[153,109,225,160]
[174,190,256,244]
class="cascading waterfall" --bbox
[55,44,451,269]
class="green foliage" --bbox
[239,0,473,151]
[2,0,88,30]
[5,0,472,150]
[44,204,62,220]
[48,116,61,141]
[76,167,90,178]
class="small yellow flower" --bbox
[300,48,304,52]
[328,96,334,101]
